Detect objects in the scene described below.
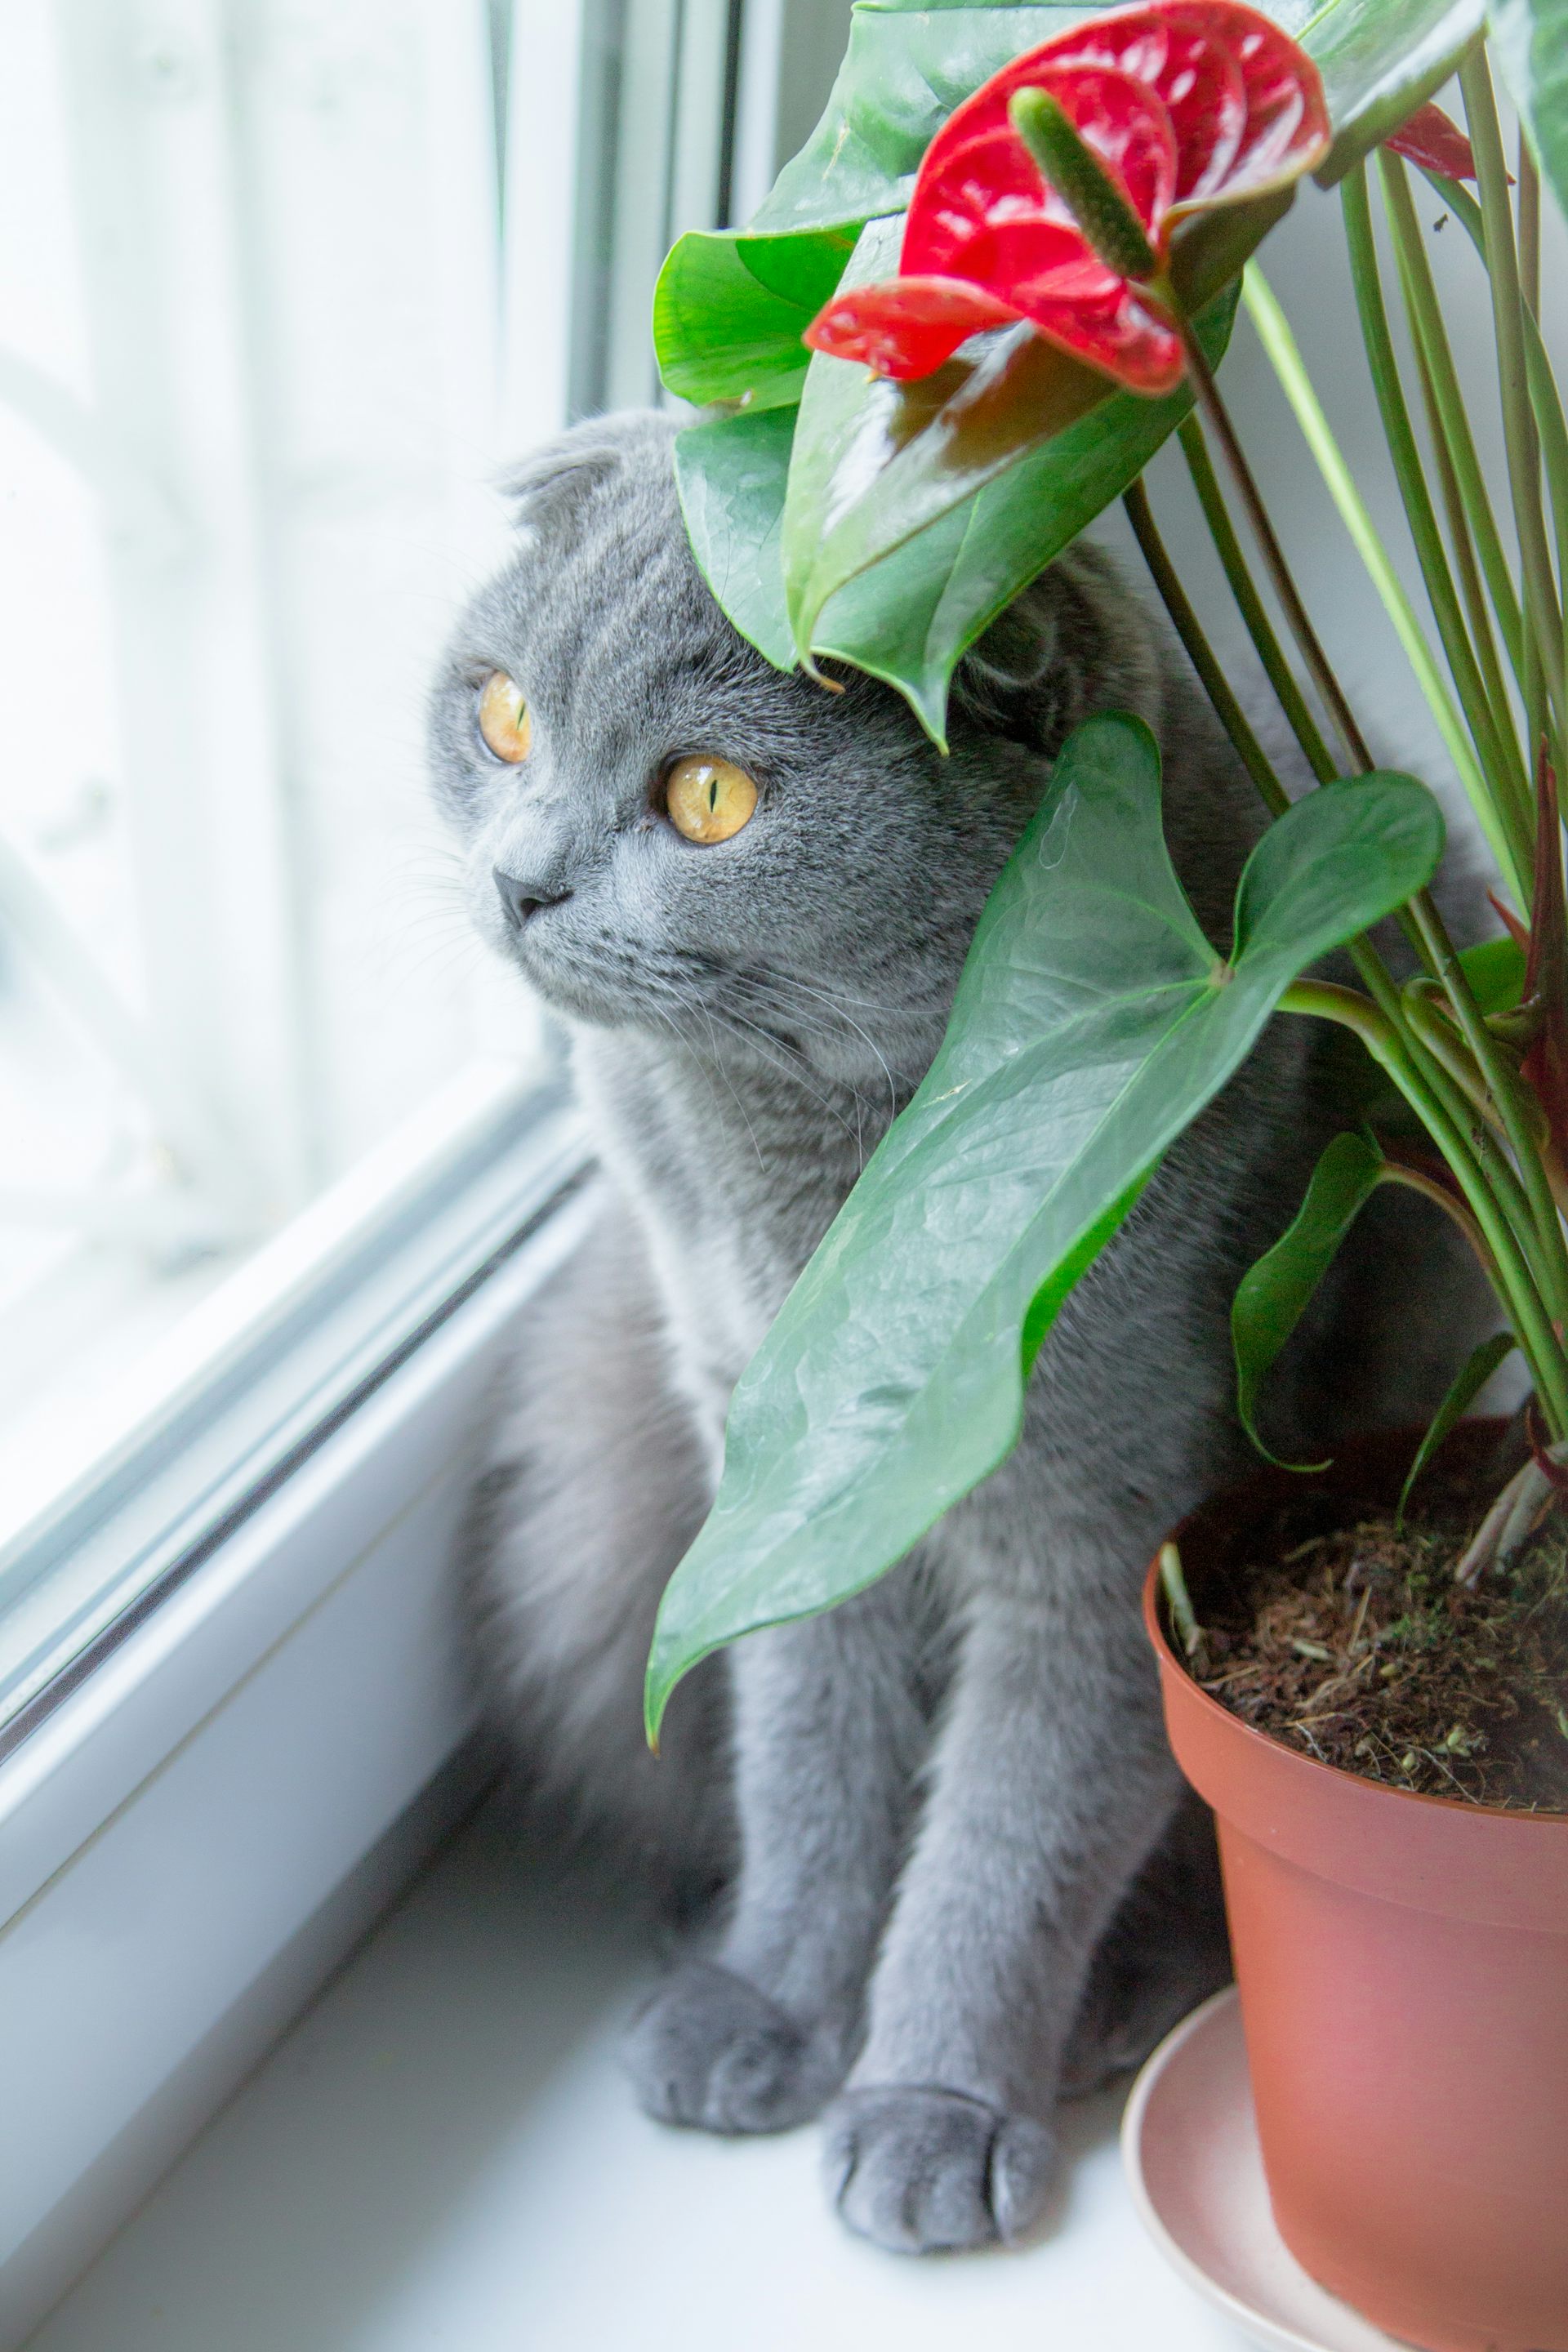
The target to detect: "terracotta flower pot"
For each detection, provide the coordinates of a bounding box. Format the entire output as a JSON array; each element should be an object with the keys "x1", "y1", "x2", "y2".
[{"x1": 1143, "y1": 1421, "x2": 1568, "y2": 2352}]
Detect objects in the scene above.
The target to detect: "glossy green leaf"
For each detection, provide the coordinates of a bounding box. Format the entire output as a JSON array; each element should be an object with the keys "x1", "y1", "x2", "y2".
[
  {"x1": 1397, "y1": 1330, "x2": 1518, "y2": 1521},
  {"x1": 677, "y1": 407, "x2": 1029, "y2": 696},
  {"x1": 675, "y1": 281, "x2": 1259, "y2": 718},
  {"x1": 1459, "y1": 932, "x2": 1527, "y2": 1013},
  {"x1": 750, "y1": 7, "x2": 1102, "y2": 239},
  {"x1": 674, "y1": 407, "x2": 797, "y2": 670},
  {"x1": 655, "y1": 0, "x2": 1463, "y2": 403},
  {"x1": 644, "y1": 725, "x2": 1446, "y2": 1733},
  {"x1": 1308, "y1": 0, "x2": 1486, "y2": 185},
  {"x1": 653, "y1": 227, "x2": 858, "y2": 409},
  {"x1": 1232, "y1": 1130, "x2": 1383, "y2": 1467},
  {"x1": 781, "y1": 221, "x2": 1240, "y2": 681},
  {"x1": 675, "y1": 285, "x2": 1240, "y2": 737},
  {"x1": 1488, "y1": 0, "x2": 1568, "y2": 226}
]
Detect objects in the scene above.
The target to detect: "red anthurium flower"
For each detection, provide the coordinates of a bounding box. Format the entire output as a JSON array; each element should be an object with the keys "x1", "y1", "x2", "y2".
[
  {"x1": 805, "y1": 0, "x2": 1330, "y2": 393},
  {"x1": 1382, "y1": 101, "x2": 1478, "y2": 184}
]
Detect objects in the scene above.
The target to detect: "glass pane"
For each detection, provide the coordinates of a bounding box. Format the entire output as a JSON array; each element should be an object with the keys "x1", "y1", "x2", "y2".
[{"x1": 0, "y1": 1, "x2": 553, "y2": 1636}]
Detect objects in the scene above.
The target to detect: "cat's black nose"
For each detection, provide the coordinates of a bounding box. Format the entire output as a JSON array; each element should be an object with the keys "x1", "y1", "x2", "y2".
[{"x1": 494, "y1": 870, "x2": 569, "y2": 930}]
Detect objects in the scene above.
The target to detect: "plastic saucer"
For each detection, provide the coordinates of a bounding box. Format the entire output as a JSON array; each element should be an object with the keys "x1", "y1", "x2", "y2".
[{"x1": 1120, "y1": 1987, "x2": 1407, "y2": 2352}]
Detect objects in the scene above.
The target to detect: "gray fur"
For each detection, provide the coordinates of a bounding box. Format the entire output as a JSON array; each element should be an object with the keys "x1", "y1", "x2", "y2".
[{"x1": 430, "y1": 410, "x2": 1482, "y2": 2252}]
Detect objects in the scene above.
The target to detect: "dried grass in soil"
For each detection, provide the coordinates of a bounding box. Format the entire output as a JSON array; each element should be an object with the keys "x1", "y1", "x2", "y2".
[{"x1": 1193, "y1": 1496, "x2": 1568, "y2": 1811}]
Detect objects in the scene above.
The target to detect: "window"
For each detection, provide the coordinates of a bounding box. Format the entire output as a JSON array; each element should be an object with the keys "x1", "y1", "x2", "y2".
[{"x1": 0, "y1": 0, "x2": 828, "y2": 1742}]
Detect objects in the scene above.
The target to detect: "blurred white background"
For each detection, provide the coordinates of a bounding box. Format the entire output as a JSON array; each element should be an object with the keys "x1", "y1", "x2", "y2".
[{"x1": 0, "y1": 0, "x2": 529, "y2": 1510}]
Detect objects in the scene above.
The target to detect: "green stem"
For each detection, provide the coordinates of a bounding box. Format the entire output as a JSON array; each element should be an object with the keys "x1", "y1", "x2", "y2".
[
  {"x1": 1280, "y1": 979, "x2": 1568, "y2": 1431},
  {"x1": 1393, "y1": 228, "x2": 1530, "y2": 858},
  {"x1": 1458, "y1": 47, "x2": 1566, "y2": 737},
  {"x1": 1424, "y1": 168, "x2": 1568, "y2": 696},
  {"x1": 1122, "y1": 480, "x2": 1290, "y2": 817},
  {"x1": 1402, "y1": 958, "x2": 1568, "y2": 1319},
  {"x1": 1242, "y1": 261, "x2": 1528, "y2": 908},
  {"x1": 1519, "y1": 135, "x2": 1540, "y2": 318},
  {"x1": 1289, "y1": 951, "x2": 1565, "y2": 1396},
  {"x1": 1343, "y1": 166, "x2": 1530, "y2": 874},
  {"x1": 1170, "y1": 305, "x2": 1375, "y2": 774},
  {"x1": 1375, "y1": 1155, "x2": 1494, "y2": 1276},
  {"x1": 1507, "y1": 139, "x2": 1568, "y2": 627},
  {"x1": 1423, "y1": 368, "x2": 1530, "y2": 839},
  {"x1": 1395, "y1": 167, "x2": 1526, "y2": 690},
  {"x1": 1176, "y1": 417, "x2": 1338, "y2": 784}
]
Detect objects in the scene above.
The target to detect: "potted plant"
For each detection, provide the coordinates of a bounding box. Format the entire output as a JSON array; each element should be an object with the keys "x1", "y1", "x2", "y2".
[{"x1": 641, "y1": 2, "x2": 1568, "y2": 2344}]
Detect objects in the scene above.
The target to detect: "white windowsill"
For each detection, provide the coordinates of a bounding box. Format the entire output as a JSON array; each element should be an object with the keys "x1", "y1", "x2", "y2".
[
  {"x1": 20, "y1": 1798, "x2": 1245, "y2": 2352},
  {"x1": 0, "y1": 1144, "x2": 599, "y2": 2348}
]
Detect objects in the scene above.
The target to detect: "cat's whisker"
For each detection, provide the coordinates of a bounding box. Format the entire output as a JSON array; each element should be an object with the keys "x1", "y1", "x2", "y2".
[
  {"x1": 699, "y1": 1001, "x2": 870, "y2": 1156},
  {"x1": 736, "y1": 970, "x2": 902, "y2": 1132}
]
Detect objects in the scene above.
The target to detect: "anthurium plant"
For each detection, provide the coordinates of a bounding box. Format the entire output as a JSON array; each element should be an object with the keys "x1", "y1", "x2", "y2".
[{"x1": 644, "y1": 0, "x2": 1568, "y2": 1742}]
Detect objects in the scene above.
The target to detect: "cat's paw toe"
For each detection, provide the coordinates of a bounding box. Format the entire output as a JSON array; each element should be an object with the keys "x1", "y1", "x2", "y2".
[
  {"x1": 823, "y1": 2086, "x2": 1056, "y2": 2253},
  {"x1": 623, "y1": 1962, "x2": 840, "y2": 2135}
]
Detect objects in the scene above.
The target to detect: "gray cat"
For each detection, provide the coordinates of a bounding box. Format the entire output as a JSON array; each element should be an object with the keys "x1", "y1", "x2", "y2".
[{"x1": 429, "y1": 409, "x2": 1476, "y2": 2254}]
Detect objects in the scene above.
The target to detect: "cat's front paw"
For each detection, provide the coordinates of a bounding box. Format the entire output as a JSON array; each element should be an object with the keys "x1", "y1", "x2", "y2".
[
  {"x1": 623, "y1": 1961, "x2": 843, "y2": 2134},
  {"x1": 823, "y1": 2085, "x2": 1055, "y2": 2253}
]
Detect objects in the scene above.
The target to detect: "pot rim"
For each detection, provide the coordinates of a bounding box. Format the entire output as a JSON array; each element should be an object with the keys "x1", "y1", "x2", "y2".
[{"x1": 1143, "y1": 1434, "x2": 1568, "y2": 1831}]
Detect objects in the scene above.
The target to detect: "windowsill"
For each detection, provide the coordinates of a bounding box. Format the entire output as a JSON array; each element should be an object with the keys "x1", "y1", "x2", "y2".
[
  {"x1": 20, "y1": 1797, "x2": 1242, "y2": 2352},
  {"x1": 0, "y1": 1054, "x2": 567, "y2": 1729},
  {"x1": 0, "y1": 1134, "x2": 599, "y2": 2345}
]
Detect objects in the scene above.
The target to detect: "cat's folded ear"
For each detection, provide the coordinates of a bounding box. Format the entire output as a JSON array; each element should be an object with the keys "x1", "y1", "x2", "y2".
[
  {"x1": 498, "y1": 441, "x2": 624, "y2": 535},
  {"x1": 498, "y1": 412, "x2": 679, "y2": 538}
]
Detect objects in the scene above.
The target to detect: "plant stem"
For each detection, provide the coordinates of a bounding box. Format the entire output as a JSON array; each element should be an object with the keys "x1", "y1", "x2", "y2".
[
  {"x1": 1507, "y1": 137, "x2": 1568, "y2": 628},
  {"x1": 1401, "y1": 983, "x2": 1510, "y2": 1142},
  {"x1": 1129, "y1": 475, "x2": 1427, "y2": 1001},
  {"x1": 1280, "y1": 978, "x2": 1568, "y2": 1432},
  {"x1": 1122, "y1": 480, "x2": 1290, "y2": 817},
  {"x1": 1389, "y1": 207, "x2": 1529, "y2": 849},
  {"x1": 1161, "y1": 231, "x2": 1568, "y2": 1425},
  {"x1": 1401, "y1": 969, "x2": 1568, "y2": 1314},
  {"x1": 1519, "y1": 135, "x2": 1540, "y2": 318},
  {"x1": 1343, "y1": 164, "x2": 1532, "y2": 883},
  {"x1": 1176, "y1": 417, "x2": 1338, "y2": 784},
  {"x1": 1423, "y1": 169, "x2": 1568, "y2": 702},
  {"x1": 1158, "y1": 1542, "x2": 1205, "y2": 1664},
  {"x1": 1242, "y1": 261, "x2": 1527, "y2": 908},
  {"x1": 1375, "y1": 1155, "x2": 1495, "y2": 1275},
  {"x1": 1459, "y1": 47, "x2": 1566, "y2": 737},
  {"x1": 1400, "y1": 877, "x2": 1568, "y2": 1323},
  {"x1": 1171, "y1": 305, "x2": 1374, "y2": 774},
  {"x1": 1393, "y1": 167, "x2": 1527, "y2": 690}
]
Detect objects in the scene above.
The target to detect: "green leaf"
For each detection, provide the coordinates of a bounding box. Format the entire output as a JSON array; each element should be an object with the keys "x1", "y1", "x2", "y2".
[
  {"x1": 675, "y1": 293, "x2": 1244, "y2": 742},
  {"x1": 1488, "y1": 0, "x2": 1568, "y2": 227},
  {"x1": 781, "y1": 223, "x2": 1240, "y2": 687},
  {"x1": 644, "y1": 725, "x2": 1446, "y2": 1734},
  {"x1": 1459, "y1": 932, "x2": 1527, "y2": 1013},
  {"x1": 664, "y1": 0, "x2": 1489, "y2": 702},
  {"x1": 1307, "y1": 0, "x2": 1486, "y2": 186},
  {"x1": 749, "y1": 7, "x2": 1103, "y2": 240},
  {"x1": 674, "y1": 407, "x2": 798, "y2": 671},
  {"x1": 673, "y1": 403, "x2": 993, "y2": 695},
  {"x1": 741, "y1": 0, "x2": 1469, "y2": 231},
  {"x1": 657, "y1": 1, "x2": 1486, "y2": 482},
  {"x1": 1397, "y1": 1330, "x2": 1519, "y2": 1521},
  {"x1": 1232, "y1": 1130, "x2": 1383, "y2": 1467},
  {"x1": 653, "y1": 227, "x2": 858, "y2": 409}
]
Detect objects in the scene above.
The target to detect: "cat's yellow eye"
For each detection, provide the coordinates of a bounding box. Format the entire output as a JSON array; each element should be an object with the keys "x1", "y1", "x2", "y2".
[
  {"x1": 478, "y1": 670, "x2": 532, "y2": 764},
  {"x1": 665, "y1": 755, "x2": 758, "y2": 844}
]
